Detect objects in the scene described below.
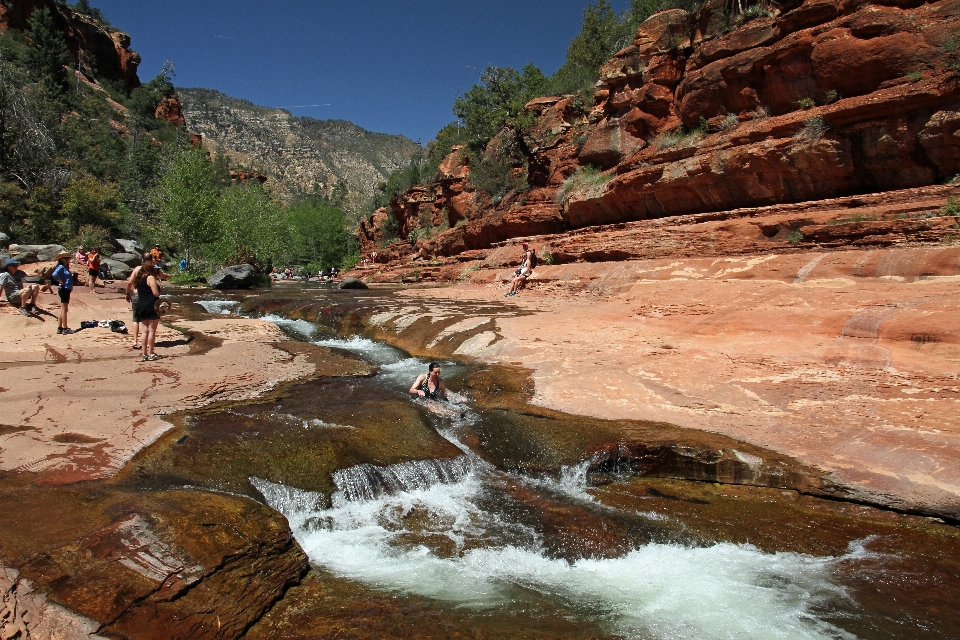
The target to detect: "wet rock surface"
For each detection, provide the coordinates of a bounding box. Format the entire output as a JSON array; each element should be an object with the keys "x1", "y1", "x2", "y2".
[
  {"x1": 0, "y1": 478, "x2": 308, "y2": 640},
  {"x1": 3, "y1": 285, "x2": 960, "y2": 638}
]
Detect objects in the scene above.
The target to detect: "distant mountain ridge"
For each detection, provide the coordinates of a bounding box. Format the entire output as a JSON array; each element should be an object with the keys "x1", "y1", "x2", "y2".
[{"x1": 177, "y1": 87, "x2": 421, "y2": 213}]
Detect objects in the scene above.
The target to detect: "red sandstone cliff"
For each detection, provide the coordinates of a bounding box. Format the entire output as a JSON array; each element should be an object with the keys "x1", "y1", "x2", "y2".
[
  {"x1": 357, "y1": 0, "x2": 960, "y2": 275},
  {"x1": 0, "y1": 0, "x2": 141, "y2": 91}
]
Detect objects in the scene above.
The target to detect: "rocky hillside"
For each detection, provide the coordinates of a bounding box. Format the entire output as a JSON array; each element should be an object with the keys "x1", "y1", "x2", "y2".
[
  {"x1": 356, "y1": 0, "x2": 960, "y2": 280},
  {"x1": 178, "y1": 88, "x2": 422, "y2": 212},
  {"x1": 0, "y1": 0, "x2": 140, "y2": 91}
]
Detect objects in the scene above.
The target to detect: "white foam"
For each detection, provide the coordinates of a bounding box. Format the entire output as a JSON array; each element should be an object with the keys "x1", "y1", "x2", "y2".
[
  {"x1": 197, "y1": 299, "x2": 239, "y2": 315},
  {"x1": 256, "y1": 474, "x2": 859, "y2": 639},
  {"x1": 261, "y1": 314, "x2": 319, "y2": 339}
]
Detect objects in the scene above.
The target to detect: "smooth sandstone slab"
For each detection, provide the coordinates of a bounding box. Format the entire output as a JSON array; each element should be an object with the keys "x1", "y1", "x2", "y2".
[{"x1": 403, "y1": 247, "x2": 960, "y2": 519}]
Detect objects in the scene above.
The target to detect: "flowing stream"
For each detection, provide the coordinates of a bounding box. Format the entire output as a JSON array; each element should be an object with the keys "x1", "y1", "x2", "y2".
[{"x1": 248, "y1": 326, "x2": 867, "y2": 639}]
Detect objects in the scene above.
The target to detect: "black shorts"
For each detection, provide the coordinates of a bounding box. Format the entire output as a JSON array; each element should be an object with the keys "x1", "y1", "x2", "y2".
[
  {"x1": 58, "y1": 288, "x2": 71, "y2": 304},
  {"x1": 88, "y1": 268, "x2": 98, "y2": 278}
]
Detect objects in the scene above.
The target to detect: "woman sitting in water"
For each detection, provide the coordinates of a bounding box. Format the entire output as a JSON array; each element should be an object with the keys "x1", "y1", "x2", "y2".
[{"x1": 410, "y1": 362, "x2": 448, "y2": 401}]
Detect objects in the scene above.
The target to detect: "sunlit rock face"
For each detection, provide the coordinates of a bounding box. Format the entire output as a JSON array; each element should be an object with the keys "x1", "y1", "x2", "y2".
[{"x1": 358, "y1": 0, "x2": 960, "y2": 265}]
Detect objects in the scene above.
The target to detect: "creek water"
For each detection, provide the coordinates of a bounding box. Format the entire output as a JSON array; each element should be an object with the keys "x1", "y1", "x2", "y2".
[{"x1": 164, "y1": 290, "x2": 960, "y2": 639}]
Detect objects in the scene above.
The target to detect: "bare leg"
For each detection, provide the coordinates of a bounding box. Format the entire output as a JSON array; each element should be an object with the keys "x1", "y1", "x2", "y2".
[
  {"x1": 143, "y1": 320, "x2": 158, "y2": 356},
  {"x1": 59, "y1": 302, "x2": 68, "y2": 329},
  {"x1": 89, "y1": 272, "x2": 98, "y2": 293}
]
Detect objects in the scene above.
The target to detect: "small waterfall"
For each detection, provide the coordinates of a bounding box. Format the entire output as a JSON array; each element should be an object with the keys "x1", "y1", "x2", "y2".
[
  {"x1": 251, "y1": 476, "x2": 327, "y2": 514},
  {"x1": 331, "y1": 455, "x2": 474, "y2": 505}
]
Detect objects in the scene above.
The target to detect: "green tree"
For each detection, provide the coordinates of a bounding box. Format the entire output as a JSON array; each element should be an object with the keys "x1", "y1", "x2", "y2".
[
  {"x1": 285, "y1": 198, "x2": 354, "y2": 269},
  {"x1": 453, "y1": 63, "x2": 547, "y2": 150},
  {"x1": 25, "y1": 8, "x2": 69, "y2": 99},
  {"x1": 58, "y1": 174, "x2": 123, "y2": 240},
  {"x1": 211, "y1": 181, "x2": 283, "y2": 270},
  {"x1": 154, "y1": 147, "x2": 219, "y2": 264}
]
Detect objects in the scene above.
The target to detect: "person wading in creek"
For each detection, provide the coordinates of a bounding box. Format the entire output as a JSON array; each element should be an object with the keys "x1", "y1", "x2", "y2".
[
  {"x1": 410, "y1": 362, "x2": 449, "y2": 400},
  {"x1": 505, "y1": 241, "x2": 536, "y2": 297}
]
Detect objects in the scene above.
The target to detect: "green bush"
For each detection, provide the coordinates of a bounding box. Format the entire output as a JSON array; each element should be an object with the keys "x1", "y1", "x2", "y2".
[
  {"x1": 651, "y1": 121, "x2": 706, "y2": 149},
  {"x1": 944, "y1": 32, "x2": 960, "y2": 71},
  {"x1": 798, "y1": 97, "x2": 815, "y2": 110},
  {"x1": 796, "y1": 116, "x2": 828, "y2": 140},
  {"x1": 560, "y1": 165, "x2": 613, "y2": 200},
  {"x1": 468, "y1": 149, "x2": 528, "y2": 201}
]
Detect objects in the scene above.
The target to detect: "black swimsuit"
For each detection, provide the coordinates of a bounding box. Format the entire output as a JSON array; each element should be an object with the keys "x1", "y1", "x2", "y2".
[{"x1": 420, "y1": 378, "x2": 444, "y2": 400}]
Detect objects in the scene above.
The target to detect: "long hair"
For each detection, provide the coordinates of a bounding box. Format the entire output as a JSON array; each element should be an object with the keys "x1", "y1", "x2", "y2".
[{"x1": 134, "y1": 255, "x2": 154, "y2": 287}]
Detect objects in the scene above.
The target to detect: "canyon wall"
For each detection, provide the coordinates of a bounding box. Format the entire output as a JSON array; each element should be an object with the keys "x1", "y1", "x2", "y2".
[{"x1": 357, "y1": 0, "x2": 960, "y2": 271}]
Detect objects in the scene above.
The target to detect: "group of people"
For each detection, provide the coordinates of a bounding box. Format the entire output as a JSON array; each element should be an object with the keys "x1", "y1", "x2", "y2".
[
  {"x1": 1, "y1": 245, "x2": 170, "y2": 354},
  {"x1": 73, "y1": 246, "x2": 109, "y2": 294},
  {"x1": 3, "y1": 251, "x2": 82, "y2": 333}
]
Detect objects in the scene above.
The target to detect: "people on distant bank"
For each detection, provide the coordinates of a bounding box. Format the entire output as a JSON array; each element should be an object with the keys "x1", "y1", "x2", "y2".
[
  {"x1": 409, "y1": 362, "x2": 448, "y2": 401},
  {"x1": 1, "y1": 259, "x2": 42, "y2": 316},
  {"x1": 74, "y1": 246, "x2": 87, "y2": 267},
  {"x1": 505, "y1": 241, "x2": 536, "y2": 297},
  {"x1": 51, "y1": 252, "x2": 74, "y2": 334},
  {"x1": 86, "y1": 247, "x2": 101, "y2": 294}
]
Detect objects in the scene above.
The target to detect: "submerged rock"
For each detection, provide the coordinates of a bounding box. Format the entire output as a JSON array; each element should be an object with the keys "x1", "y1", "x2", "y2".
[
  {"x1": 338, "y1": 276, "x2": 368, "y2": 289},
  {"x1": 3, "y1": 487, "x2": 308, "y2": 640},
  {"x1": 209, "y1": 264, "x2": 259, "y2": 289}
]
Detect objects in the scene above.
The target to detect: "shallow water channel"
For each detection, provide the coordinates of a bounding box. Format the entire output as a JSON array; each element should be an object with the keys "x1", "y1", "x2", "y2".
[{"x1": 152, "y1": 289, "x2": 960, "y2": 639}]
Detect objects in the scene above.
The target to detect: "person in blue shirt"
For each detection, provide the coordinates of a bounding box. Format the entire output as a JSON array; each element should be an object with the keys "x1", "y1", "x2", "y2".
[
  {"x1": 51, "y1": 251, "x2": 74, "y2": 335},
  {"x1": 179, "y1": 258, "x2": 187, "y2": 272}
]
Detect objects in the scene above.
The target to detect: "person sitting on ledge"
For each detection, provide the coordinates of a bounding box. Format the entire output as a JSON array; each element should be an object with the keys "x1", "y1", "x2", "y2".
[
  {"x1": 409, "y1": 362, "x2": 448, "y2": 401},
  {"x1": 505, "y1": 241, "x2": 536, "y2": 297},
  {"x1": 1, "y1": 259, "x2": 42, "y2": 316}
]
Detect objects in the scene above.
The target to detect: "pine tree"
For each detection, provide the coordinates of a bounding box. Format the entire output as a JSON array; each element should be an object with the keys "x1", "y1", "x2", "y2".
[{"x1": 25, "y1": 8, "x2": 70, "y2": 98}]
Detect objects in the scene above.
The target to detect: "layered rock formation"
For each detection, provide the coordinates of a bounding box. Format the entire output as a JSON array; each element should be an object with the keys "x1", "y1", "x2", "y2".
[
  {"x1": 357, "y1": 0, "x2": 960, "y2": 274},
  {"x1": 0, "y1": 0, "x2": 141, "y2": 92}
]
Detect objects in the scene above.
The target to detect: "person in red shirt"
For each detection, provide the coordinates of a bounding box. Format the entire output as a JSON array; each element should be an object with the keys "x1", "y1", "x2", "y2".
[{"x1": 86, "y1": 247, "x2": 102, "y2": 294}]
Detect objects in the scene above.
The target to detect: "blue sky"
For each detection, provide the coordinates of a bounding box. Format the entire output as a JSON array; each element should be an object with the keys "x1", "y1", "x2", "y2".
[{"x1": 91, "y1": 0, "x2": 632, "y2": 145}]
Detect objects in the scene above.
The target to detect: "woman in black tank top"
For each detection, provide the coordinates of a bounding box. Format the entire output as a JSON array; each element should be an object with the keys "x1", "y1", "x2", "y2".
[{"x1": 409, "y1": 362, "x2": 448, "y2": 400}]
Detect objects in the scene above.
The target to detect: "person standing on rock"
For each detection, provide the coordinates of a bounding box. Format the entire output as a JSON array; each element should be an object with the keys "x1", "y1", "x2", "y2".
[
  {"x1": 86, "y1": 247, "x2": 101, "y2": 294},
  {"x1": 51, "y1": 252, "x2": 75, "y2": 334},
  {"x1": 1, "y1": 259, "x2": 42, "y2": 316},
  {"x1": 127, "y1": 255, "x2": 147, "y2": 349},
  {"x1": 133, "y1": 255, "x2": 163, "y2": 361},
  {"x1": 505, "y1": 241, "x2": 536, "y2": 297}
]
